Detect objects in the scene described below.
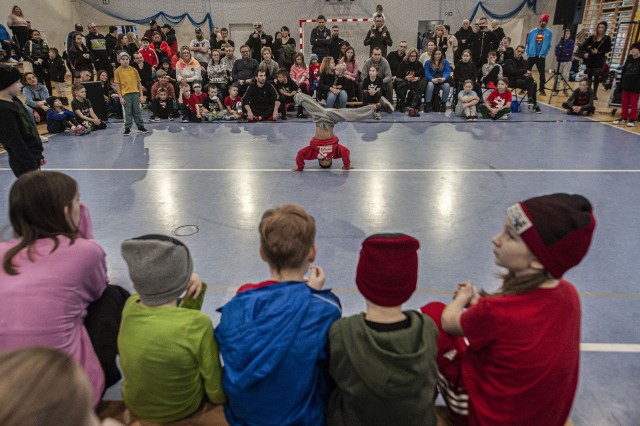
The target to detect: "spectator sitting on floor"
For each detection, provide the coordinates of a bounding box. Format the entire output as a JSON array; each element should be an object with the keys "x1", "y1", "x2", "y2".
[
  {"x1": 274, "y1": 68, "x2": 302, "y2": 119},
  {"x1": 201, "y1": 84, "x2": 228, "y2": 121},
  {"x1": 563, "y1": 78, "x2": 595, "y2": 116},
  {"x1": 223, "y1": 84, "x2": 243, "y2": 121},
  {"x1": 479, "y1": 77, "x2": 512, "y2": 119},
  {"x1": 242, "y1": 68, "x2": 279, "y2": 122},
  {"x1": 150, "y1": 69, "x2": 176, "y2": 101},
  {"x1": 22, "y1": 71, "x2": 50, "y2": 118},
  {"x1": 178, "y1": 82, "x2": 204, "y2": 123},
  {"x1": 45, "y1": 95, "x2": 87, "y2": 135},
  {"x1": 150, "y1": 87, "x2": 177, "y2": 121},
  {"x1": 71, "y1": 83, "x2": 107, "y2": 131},
  {"x1": 455, "y1": 79, "x2": 480, "y2": 120}
]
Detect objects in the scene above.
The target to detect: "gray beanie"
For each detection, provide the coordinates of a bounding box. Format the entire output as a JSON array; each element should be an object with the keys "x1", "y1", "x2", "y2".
[{"x1": 121, "y1": 234, "x2": 193, "y2": 306}]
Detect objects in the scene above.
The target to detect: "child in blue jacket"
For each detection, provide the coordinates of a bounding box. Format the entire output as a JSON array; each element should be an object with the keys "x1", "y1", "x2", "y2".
[{"x1": 46, "y1": 96, "x2": 88, "y2": 135}]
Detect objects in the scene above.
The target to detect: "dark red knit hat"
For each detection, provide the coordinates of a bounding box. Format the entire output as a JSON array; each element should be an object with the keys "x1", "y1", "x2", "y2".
[
  {"x1": 356, "y1": 233, "x2": 420, "y2": 307},
  {"x1": 540, "y1": 14, "x2": 550, "y2": 23},
  {"x1": 506, "y1": 193, "x2": 595, "y2": 278}
]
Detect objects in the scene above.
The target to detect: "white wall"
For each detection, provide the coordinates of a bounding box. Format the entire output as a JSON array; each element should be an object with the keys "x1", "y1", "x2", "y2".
[{"x1": 16, "y1": 0, "x2": 567, "y2": 71}]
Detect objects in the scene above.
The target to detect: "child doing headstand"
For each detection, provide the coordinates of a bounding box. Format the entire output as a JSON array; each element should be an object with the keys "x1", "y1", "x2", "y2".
[
  {"x1": 421, "y1": 193, "x2": 595, "y2": 426},
  {"x1": 292, "y1": 92, "x2": 377, "y2": 171}
]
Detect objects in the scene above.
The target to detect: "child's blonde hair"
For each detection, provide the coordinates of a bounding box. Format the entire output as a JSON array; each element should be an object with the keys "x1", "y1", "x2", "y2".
[
  {"x1": 259, "y1": 204, "x2": 316, "y2": 273},
  {"x1": 335, "y1": 63, "x2": 346, "y2": 77}
]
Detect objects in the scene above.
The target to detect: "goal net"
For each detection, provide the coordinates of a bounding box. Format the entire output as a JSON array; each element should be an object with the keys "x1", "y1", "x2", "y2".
[{"x1": 300, "y1": 18, "x2": 374, "y2": 64}]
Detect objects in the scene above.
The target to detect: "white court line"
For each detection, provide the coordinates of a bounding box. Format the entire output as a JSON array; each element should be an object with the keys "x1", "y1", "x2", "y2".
[
  {"x1": 580, "y1": 343, "x2": 640, "y2": 353},
  {"x1": 2, "y1": 167, "x2": 640, "y2": 173}
]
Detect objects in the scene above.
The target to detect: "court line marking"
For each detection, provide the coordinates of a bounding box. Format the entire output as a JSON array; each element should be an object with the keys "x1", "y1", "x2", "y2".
[
  {"x1": 580, "y1": 343, "x2": 640, "y2": 353},
  {"x1": 3, "y1": 167, "x2": 640, "y2": 173}
]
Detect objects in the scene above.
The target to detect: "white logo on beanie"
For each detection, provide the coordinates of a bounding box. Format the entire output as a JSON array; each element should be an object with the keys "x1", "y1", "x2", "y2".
[{"x1": 507, "y1": 203, "x2": 533, "y2": 234}]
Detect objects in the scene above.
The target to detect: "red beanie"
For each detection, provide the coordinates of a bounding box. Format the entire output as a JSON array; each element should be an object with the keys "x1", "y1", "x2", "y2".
[
  {"x1": 540, "y1": 14, "x2": 550, "y2": 23},
  {"x1": 506, "y1": 193, "x2": 595, "y2": 278},
  {"x1": 356, "y1": 233, "x2": 420, "y2": 307}
]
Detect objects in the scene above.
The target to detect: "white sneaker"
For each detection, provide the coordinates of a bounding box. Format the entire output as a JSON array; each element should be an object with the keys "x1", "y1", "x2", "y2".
[
  {"x1": 6, "y1": 58, "x2": 18, "y2": 64},
  {"x1": 40, "y1": 135, "x2": 49, "y2": 143},
  {"x1": 380, "y1": 96, "x2": 395, "y2": 113},
  {"x1": 500, "y1": 114, "x2": 509, "y2": 120},
  {"x1": 627, "y1": 121, "x2": 636, "y2": 127},
  {"x1": 612, "y1": 119, "x2": 626, "y2": 125}
]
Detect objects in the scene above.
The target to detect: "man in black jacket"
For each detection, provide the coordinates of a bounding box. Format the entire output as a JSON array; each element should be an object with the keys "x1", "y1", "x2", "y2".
[
  {"x1": 310, "y1": 15, "x2": 331, "y2": 63},
  {"x1": 246, "y1": 21, "x2": 272, "y2": 63},
  {"x1": 329, "y1": 25, "x2": 344, "y2": 63},
  {"x1": 364, "y1": 14, "x2": 393, "y2": 57},
  {"x1": 86, "y1": 23, "x2": 110, "y2": 76},
  {"x1": 454, "y1": 19, "x2": 473, "y2": 63},
  {"x1": 469, "y1": 17, "x2": 498, "y2": 77},
  {"x1": 503, "y1": 45, "x2": 542, "y2": 113},
  {"x1": 242, "y1": 69, "x2": 280, "y2": 122}
]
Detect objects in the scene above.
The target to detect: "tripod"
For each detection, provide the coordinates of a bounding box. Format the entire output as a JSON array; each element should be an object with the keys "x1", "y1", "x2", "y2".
[{"x1": 545, "y1": 23, "x2": 573, "y2": 104}]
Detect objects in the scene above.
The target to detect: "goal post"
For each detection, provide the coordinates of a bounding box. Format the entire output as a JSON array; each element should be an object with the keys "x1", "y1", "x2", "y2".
[{"x1": 299, "y1": 18, "x2": 374, "y2": 64}]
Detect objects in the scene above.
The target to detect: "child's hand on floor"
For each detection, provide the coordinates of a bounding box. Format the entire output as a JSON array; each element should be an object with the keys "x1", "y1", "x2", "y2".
[
  {"x1": 305, "y1": 265, "x2": 325, "y2": 290},
  {"x1": 184, "y1": 273, "x2": 203, "y2": 300}
]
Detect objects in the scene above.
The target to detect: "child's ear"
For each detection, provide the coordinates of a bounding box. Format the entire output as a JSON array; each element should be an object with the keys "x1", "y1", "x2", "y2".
[
  {"x1": 259, "y1": 245, "x2": 268, "y2": 262},
  {"x1": 308, "y1": 245, "x2": 317, "y2": 263}
]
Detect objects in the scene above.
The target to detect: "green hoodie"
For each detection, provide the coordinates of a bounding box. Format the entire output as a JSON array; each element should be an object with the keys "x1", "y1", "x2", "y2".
[{"x1": 328, "y1": 311, "x2": 438, "y2": 426}]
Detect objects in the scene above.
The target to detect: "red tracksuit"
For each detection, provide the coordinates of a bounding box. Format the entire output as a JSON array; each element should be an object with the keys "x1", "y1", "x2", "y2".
[
  {"x1": 295, "y1": 135, "x2": 351, "y2": 170},
  {"x1": 139, "y1": 47, "x2": 158, "y2": 68}
]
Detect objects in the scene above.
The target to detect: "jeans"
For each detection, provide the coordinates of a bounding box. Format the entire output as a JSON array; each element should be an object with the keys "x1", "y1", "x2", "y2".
[
  {"x1": 326, "y1": 90, "x2": 347, "y2": 108},
  {"x1": 425, "y1": 81, "x2": 450, "y2": 103}
]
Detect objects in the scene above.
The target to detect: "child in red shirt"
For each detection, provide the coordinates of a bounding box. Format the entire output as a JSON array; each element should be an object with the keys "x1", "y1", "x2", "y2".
[
  {"x1": 422, "y1": 193, "x2": 596, "y2": 426},
  {"x1": 223, "y1": 85, "x2": 243, "y2": 121},
  {"x1": 178, "y1": 82, "x2": 205, "y2": 123},
  {"x1": 478, "y1": 77, "x2": 512, "y2": 119},
  {"x1": 292, "y1": 93, "x2": 377, "y2": 171},
  {"x1": 309, "y1": 54, "x2": 321, "y2": 98},
  {"x1": 138, "y1": 37, "x2": 159, "y2": 69}
]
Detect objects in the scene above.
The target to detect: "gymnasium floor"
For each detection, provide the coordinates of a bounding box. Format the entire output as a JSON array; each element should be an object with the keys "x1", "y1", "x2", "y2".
[{"x1": 1, "y1": 102, "x2": 639, "y2": 425}]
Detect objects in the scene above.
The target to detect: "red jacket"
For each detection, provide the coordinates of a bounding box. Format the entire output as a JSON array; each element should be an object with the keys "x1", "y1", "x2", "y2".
[
  {"x1": 138, "y1": 47, "x2": 158, "y2": 68},
  {"x1": 295, "y1": 135, "x2": 350, "y2": 170},
  {"x1": 151, "y1": 41, "x2": 171, "y2": 59}
]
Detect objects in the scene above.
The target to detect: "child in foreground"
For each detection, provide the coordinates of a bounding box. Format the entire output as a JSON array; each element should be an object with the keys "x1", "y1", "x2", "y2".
[
  {"x1": 118, "y1": 234, "x2": 225, "y2": 424},
  {"x1": 455, "y1": 79, "x2": 480, "y2": 121},
  {"x1": 328, "y1": 233, "x2": 438, "y2": 426},
  {"x1": 422, "y1": 193, "x2": 596, "y2": 426},
  {"x1": 478, "y1": 77, "x2": 512, "y2": 119},
  {"x1": 292, "y1": 92, "x2": 377, "y2": 171},
  {"x1": 215, "y1": 204, "x2": 342, "y2": 426}
]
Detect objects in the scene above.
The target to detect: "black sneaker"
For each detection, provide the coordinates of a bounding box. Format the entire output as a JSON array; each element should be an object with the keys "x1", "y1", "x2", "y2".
[
  {"x1": 169, "y1": 115, "x2": 174, "y2": 121},
  {"x1": 532, "y1": 105, "x2": 542, "y2": 114},
  {"x1": 123, "y1": 128, "x2": 131, "y2": 136},
  {"x1": 150, "y1": 116, "x2": 160, "y2": 122},
  {"x1": 539, "y1": 90, "x2": 547, "y2": 96},
  {"x1": 138, "y1": 127, "x2": 149, "y2": 134},
  {"x1": 281, "y1": 113, "x2": 288, "y2": 120}
]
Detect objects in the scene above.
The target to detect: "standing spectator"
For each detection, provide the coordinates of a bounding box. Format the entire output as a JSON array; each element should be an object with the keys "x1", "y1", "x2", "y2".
[
  {"x1": 443, "y1": 25, "x2": 458, "y2": 59},
  {"x1": 470, "y1": 17, "x2": 498, "y2": 76},
  {"x1": 431, "y1": 25, "x2": 448, "y2": 58},
  {"x1": 454, "y1": 19, "x2": 473, "y2": 63},
  {"x1": 328, "y1": 25, "x2": 344, "y2": 63},
  {"x1": 580, "y1": 21, "x2": 612, "y2": 100},
  {"x1": 66, "y1": 23, "x2": 84, "y2": 54},
  {"x1": 364, "y1": 14, "x2": 393, "y2": 57},
  {"x1": 491, "y1": 20, "x2": 506, "y2": 43},
  {"x1": 7, "y1": 5, "x2": 28, "y2": 54},
  {"x1": 105, "y1": 25, "x2": 118, "y2": 53},
  {"x1": 48, "y1": 47, "x2": 68, "y2": 98},
  {"x1": 190, "y1": 26, "x2": 210, "y2": 67},
  {"x1": 1, "y1": 23, "x2": 20, "y2": 62},
  {"x1": 242, "y1": 68, "x2": 279, "y2": 122},
  {"x1": 554, "y1": 28, "x2": 574, "y2": 96},
  {"x1": 22, "y1": 29, "x2": 50, "y2": 94},
  {"x1": 125, "y1": 31, "x2": 139, "y2": 57},
  {"x1": 612, "y1": 42, "x2": 640, "y2": 127},
  {"x1": 213, "y1": 27, "x2": 234, "y2": 49},
  {"x1": 310, "y1": 15, "x2": 331, "y2": 63},
  {"x1": 143, "y1": 20, "x2": 165, "y2": 42},
  {"x1": 525, "y1": 14, "x2": 553, "y2": 96},
  {"x1": 175, "y1": 46, "x2": 203, "y2": 88},
  {"x1": 85, "y1": 23, "x2": 109, "y2": 77},
  {"x1": 68, "y1": 32, "x2": 94, "y2": 79},
  {"x1": 231, "y1": 44, "x2": 258, "y2": 95},
  {"x1": 246, "y1": 21, "x2": 272, "y2": 63},
  {"x1": 113, "y1": 51, "x2": 148, "y2": 135},
  {"x1": 273, "y1": 25, "x2": 296, "y2": 71},
  {"x1": 0, "y1": 64, "x2": 44, "y2": 177},
  {"x1": 339, "y1": 46, "x2": 359, "y2": 100},
  {"x1": 161, "y1": 24, "x2": 178, "y2": 56}
]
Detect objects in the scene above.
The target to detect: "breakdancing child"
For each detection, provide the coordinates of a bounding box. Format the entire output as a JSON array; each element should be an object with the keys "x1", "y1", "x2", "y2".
[{"x1": 292, "y1": 92, "x2": 377, "y2": 171}]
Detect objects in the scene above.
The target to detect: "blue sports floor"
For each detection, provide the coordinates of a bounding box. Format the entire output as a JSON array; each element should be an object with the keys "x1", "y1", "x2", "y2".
[{"x1": 1, "y1": 104, "x2": 639, "y2": 425}]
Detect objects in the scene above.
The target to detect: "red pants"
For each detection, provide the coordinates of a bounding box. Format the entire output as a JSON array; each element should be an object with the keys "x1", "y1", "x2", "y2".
[
  {"x1": 621, "y1": 90, "x2": 639, "y2": 121},
  {"x1": 295, "y1": 144, "x2": 350, "y2": 170}
]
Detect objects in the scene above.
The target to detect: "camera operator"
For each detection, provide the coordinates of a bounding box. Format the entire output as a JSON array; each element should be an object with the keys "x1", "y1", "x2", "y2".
[
  {"x1": 245, "y1": 21, "x2": 272, "y2": 62},
  {"x1": 469, "y1": 17, "x2": 498, "y2": 79}
]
